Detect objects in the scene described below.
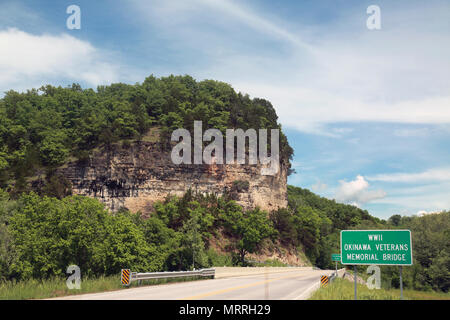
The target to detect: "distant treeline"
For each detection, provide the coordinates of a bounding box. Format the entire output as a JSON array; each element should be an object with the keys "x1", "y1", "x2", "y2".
[
  {"x1": 381, "y1": 211, "x2": 449, "y2": 292},
  {"x1": 280, "y1": 186, "x2": 383, "y2": 269},
  {"x1": 0, "y1": 75, "x2": 293, "y2": 195}
]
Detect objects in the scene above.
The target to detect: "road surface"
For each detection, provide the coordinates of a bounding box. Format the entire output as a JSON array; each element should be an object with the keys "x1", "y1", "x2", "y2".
[{"x1": 51, "y1": 268, "x2": 334, "y2": 300}]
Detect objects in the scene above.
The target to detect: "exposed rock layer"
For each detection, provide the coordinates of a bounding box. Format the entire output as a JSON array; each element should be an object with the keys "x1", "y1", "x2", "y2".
[{"x1": 59, "y1": 141, "x2": 288, "y2": 214}]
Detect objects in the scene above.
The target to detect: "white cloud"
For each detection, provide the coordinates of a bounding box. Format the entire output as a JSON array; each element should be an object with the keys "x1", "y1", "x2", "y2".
[
  {"x1": 367, "y1": 167, "x2": 450, "y2": 183},
  {"x1": 416, "y1": 210, "x2": 441, "y2": 216},
  {"x1": 0, "y1": 28, "x2": 120, "y2": 93},
  {"x1": 335, "y1": 175, "x2": 386, "y2": 206}
]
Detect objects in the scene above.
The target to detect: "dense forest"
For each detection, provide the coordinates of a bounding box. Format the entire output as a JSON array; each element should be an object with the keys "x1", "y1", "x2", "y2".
[
  {"x1": 283, "y1": 186, "x2": 384, "y2": 269},
  {"x1": 0, "y1": 189, "x2": 277, "y2": 280},
  {"x1": 0, "y1": 75, "x2": 293, "y2": 196},
  {"x1": 0, "y1": 185, "x2": 382, "y2": 281},
  {"x1": 381, "y1": 211, "x2": 449, "y2": 292}
]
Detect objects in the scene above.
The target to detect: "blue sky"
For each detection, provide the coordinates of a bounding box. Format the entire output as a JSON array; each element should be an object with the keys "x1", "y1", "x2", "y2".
[{"x1": 1, "y1": 0, "x2": 449, "y2": 219}]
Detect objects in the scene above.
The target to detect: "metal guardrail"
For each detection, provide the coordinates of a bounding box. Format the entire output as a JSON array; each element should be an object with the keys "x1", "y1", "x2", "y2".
[
  {"x1": 328, "y1": 268, "x2": 346, "y2": 283},
  {"x1": 329, "y1": 273, "x2": 337, "y2": 283},
  {"x1": 122, "y1": 268, "x2": 215, "y2": 286}
]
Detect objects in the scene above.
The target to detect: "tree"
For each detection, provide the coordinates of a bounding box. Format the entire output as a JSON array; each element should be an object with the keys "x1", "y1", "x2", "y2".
[
  {"x1": 101, "y1": 211, "x2": 153, "y2": 274},
  {"x1": 0, "y1": 189, "x2": 18, "y2": 280},
  {"x1": 428, "y1": 252, "x2": 450, "y2": 292},
  {"x1": 6, "y1": 193, "x2": 155, "y2": 280},
  {"x1": 292, "y1": 206, "x2": 322, "y2": 262},
  {"x1": 270, "y1": 208, "x2": 297, "y2": 245},
  {"x1": 39, "y1": 131, "x2": 69, "y2": 167},
  {"x1": 8, "y1": 194, "x2": 110, "y2": 279},
  {"x1": 223, "y1": 207, "x2": 275, "y2": 265},
  {"x1": 181, "y1": 206, "x2": 208, "y2": 269},
  {"x1": 388, "y1": 214, "x2": 402, "y2": 226},
  {"x1": 139, "y1": 216, "x2": 182, "y2": 271},
  {"x1": 40, "y1": 173, "x2": 72, "y2": 199}
]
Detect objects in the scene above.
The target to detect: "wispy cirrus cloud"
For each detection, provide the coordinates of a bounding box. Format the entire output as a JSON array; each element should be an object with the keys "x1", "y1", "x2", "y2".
[
  {"x1": 367, "y1": 167, "x2": 450, "y2": 183},
  {"x1": 364, "y1": 169, "x2": 450, "y2": 216},
  {"x1": 370, "y1": 183, "x2": 450, "y2": 215},
  {"x1": 194, "y1": 0, "x2": 310, "y2": 49}
]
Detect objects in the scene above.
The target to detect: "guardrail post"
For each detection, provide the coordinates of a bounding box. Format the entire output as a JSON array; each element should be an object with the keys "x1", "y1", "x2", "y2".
[{"x1": 354, "y1": 265, "x2": 357, "y2": 301}]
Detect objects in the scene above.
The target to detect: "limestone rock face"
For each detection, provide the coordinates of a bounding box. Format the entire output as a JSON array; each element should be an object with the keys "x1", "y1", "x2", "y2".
[{"x1": 59, "y1": 141, "x2": 288, "y2": 213}]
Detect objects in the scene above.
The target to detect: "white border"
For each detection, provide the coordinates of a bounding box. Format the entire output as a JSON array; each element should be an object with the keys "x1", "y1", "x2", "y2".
[{"x1": 340, "y1": 230, "x2": 413, "y2": 266}]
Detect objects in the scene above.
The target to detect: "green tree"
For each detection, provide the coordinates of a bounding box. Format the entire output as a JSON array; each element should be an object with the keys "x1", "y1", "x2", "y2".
[
  {"x1": 388, "y1": 214, "x2": 402, "y2": 226},
  {"x1": 292, "y1": 206, "x2": 322, "y2": 262},
  {"x1": 0, "y1": 189, "x2": 18, "y2": 280},
  {"x1": 8, "y1": 194, "x2": 109, "y2": 279},
  {"x1": 270, "y1": 208, "x2": 297, "y2": 245},
  {"x1": 139, "y1": 216, "x2": 183, "y2": 271},
  {"x1": 6, "y1": 194, "x2": 154, "y2": 280},
  {"x1": 39, "y1": 131, "x2": 69, "y2": 167},
  {"x1": 223, "y1": 207, "x2": 275, "y2": 265},
  {"x1": 181, "y1": 206, "x2": 208, "y2": 269},
  {"x1": 101, "y1": 211, "x2": 153, "y2": 274}
]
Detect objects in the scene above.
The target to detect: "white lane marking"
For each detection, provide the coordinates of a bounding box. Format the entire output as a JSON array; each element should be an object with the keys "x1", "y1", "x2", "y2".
[{"x1": 293, "y1": 281, "x2": 320, "y2": 300}]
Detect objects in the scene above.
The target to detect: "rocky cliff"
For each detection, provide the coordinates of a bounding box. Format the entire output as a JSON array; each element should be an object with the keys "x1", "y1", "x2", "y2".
[{"x1": 58, "y1": 140, "x2": 288, "y2": 214}]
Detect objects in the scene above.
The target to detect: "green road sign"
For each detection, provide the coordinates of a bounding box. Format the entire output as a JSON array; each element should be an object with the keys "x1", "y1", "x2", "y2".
[
  {"x1": 331, "y1": 254, "x2": 341, "y2": 262},
  {"x1": 340, "y1": 230, "x2": 413, "y2": 265}
]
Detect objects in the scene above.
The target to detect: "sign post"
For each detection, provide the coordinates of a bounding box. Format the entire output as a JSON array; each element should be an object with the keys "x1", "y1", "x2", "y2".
[
  {"x1": 399, "y1": 266, "x2": 403, "y2": 300},
  {"x1": 331, "y1": 254, "x2": 341, "y2": 275},
  {"x1": 354, "y1": 265, "x2": 357, "y2": 301},
  {"x1": 340, "y1": 230, "x2": 413, "y2": 300}
]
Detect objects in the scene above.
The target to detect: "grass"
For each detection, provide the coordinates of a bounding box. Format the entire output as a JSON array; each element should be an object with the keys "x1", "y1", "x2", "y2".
[
  {"x1": 0, "y1": 274, "x2": 211, "y2": 300},
  {"x1": 309, "y1": 278, "x2": 450, "y2": 300}
]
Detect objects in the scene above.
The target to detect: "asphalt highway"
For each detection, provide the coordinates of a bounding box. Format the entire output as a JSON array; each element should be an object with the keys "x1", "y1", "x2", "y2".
[{"x1": 51, "y1": 268, "x2": 334, "y2": 300}]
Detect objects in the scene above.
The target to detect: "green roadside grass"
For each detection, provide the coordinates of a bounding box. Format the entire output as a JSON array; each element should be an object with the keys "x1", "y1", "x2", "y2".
[
  {"x1": 309, "y1": 278, "x2": 450, "y2": 300},
  {"x1": 0, "y1": 275, "x2": 210, "y2": 300}
]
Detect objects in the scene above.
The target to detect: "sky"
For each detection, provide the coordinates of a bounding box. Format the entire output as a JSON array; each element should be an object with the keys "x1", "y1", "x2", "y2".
[{"x1": 0, "y1": 0, "x2": 449, "y2": 219}]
